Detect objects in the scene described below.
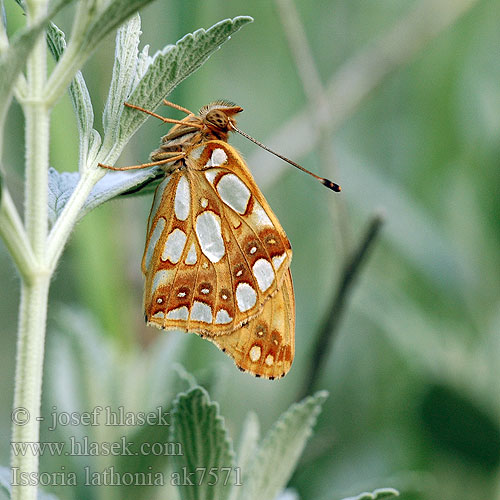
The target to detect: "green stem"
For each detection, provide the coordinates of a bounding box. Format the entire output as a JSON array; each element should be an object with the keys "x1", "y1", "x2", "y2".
[
  {"x1": 44, "y1": 0, "x2": 98, "y2": 108},
  {"x1": 23, "y1": 100, "x2": 49, "y2": 259},
  {"x1": 11, "y1": 275, "x2": 51, "y2": 500},
  {"x1": 10, "y1": 2, "x2": 51, "y2": 500},
  {"x1": 0, "y1": 190, "x2": 37, "y2": 282}
]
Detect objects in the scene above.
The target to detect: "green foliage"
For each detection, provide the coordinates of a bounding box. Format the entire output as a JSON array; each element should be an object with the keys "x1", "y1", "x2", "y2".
[
  {"x1": 340, "y1": 489, "x2": 399, "y2": 500},
  {"x1": 234, "y1": 391, "x2": 327, "y2": 500},
  {"x1": 0, "y1": 467, "x2": 10, "y2": 499},
  {"x1": 77, "y1": 0, "x2": 158, "y2": 56},
  {"x1": 171, "y1": 387, "x2": 235, "y2": 500}
]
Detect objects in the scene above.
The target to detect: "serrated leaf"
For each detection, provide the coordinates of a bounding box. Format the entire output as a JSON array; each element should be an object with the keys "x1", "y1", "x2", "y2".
[
  {"x1": 117, "y1": 16, "x2": 253, "y2": 150},
  {"x1": 340, "y1": 488, "x2": 400, "y2": 500},
  {"x1": 236, "y1": 391, "x2": 328, "y2": 500},
  {"x1": 47, "y1": 23, "x2": 100, "y2": 169},
  {"x1": 170, "y1": 387, "x2": 235, "y2": 500},
  {"x1": 0, "y1": 0, "x2": 75, "y2": 121}
]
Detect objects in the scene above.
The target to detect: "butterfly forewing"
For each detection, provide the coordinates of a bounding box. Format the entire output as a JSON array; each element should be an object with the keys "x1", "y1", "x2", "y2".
[{"x1": 143, "y1": 141, "x2": 293, "y2": 336}]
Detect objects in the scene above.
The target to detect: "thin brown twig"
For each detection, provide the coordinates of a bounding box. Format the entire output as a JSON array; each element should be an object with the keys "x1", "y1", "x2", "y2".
[{"x1": 299, "y1": 213, "x2": 385, "y2": 400}]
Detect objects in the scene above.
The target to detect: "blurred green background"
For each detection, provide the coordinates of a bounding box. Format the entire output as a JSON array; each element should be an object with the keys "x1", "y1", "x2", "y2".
[{"x1": 1, "y1": 0, "x2": 500, "y2": 499}]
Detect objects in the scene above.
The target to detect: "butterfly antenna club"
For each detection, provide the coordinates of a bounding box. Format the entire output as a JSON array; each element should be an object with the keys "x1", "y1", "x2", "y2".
[{"x1": 232, "y1": 126, "x2": 341, "y2": 192}]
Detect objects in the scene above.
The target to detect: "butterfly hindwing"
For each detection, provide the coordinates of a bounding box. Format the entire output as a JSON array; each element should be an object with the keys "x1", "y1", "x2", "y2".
[{"x1": 209, "y1": 269, "x2": 295, "y2": 379}]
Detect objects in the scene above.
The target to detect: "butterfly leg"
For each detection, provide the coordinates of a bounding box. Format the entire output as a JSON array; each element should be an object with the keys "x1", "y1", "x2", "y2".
[{"x1": 98, "y1": 154, "x2": 185, "y2": 171}]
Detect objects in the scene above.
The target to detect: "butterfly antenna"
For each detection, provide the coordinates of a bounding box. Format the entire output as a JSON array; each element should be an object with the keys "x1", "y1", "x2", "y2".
[
  {"x1": 124, "y1": 102, "x2": 203, "y2": 129},
  {"x1": 232, "y1": 126, "x2": 341, "y2": 192}
]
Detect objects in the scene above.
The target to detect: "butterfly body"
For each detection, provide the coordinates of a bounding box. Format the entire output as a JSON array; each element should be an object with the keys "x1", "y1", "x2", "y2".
[{"x1": 140, "y1": 101, "x2": 295, "y2": 378}]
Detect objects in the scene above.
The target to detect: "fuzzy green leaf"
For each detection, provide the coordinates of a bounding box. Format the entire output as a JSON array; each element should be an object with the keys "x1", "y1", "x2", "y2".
[
  {"x1": 102, "y1": 13, "x2": 144, "y2": 153},
  {"x1": 48, "y1": 167, "x2": 79, "y2": 225},
  {"x1": 170, "y1": 387, "x2": 235, "y2": 500},
  {"x1": 46, "y1": 22, "x2": 100, "y2": 171},
  {"x1": 117, "y1": 16, "x2": 253, "y2": 149},
  {"x1": 0, "y1": 0, "x2": 75, "y2": 121},
  {"x1": 46, "y1": 22, "x2": 65, "y2": 59},
  {"x1": 235, "y1": 391, "x2": 328, "y2": 500},
  {"x1": 340, "y1": 488, "x2": 400, "y2": 500},
  {"x1": 47, "y1": 165, "x2": 162, "y2": 225}
]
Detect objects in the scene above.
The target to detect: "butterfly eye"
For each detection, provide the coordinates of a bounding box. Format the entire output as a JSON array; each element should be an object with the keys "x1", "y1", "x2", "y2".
[{"x1": 205, "y1": 109, "x2": 230, "y2": 130}]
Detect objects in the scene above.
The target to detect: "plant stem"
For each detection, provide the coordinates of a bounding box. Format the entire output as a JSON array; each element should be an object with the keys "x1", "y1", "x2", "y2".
[
  {"x1": 44, "y1": 0, "x2": 99, "y2": 108},
  {"x1": 0, "y1": 190, "x2": 36, "y2": 281},
  {"x1": 11, "y1": 275, "x2": 51, "y2": 500},
  {"x1": 10, "y1": 2, "x2": 51, "y2": 500},
  {"x1": 24, "y1": 77, "x2": 49, "y2": 258}
]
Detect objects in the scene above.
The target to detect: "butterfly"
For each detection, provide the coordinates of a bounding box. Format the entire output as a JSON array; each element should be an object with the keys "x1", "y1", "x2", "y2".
[{"x1": 100, "y1": 100, "x2": 340, "y2": 379}]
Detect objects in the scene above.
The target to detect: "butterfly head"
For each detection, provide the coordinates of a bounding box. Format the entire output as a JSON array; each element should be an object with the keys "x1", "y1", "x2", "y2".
[{"x1": 199, "y1": 101, "x2": 243, "y2": 140}]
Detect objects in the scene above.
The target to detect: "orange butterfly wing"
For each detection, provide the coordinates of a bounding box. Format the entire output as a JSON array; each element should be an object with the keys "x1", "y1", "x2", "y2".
[
  {"x1": 209, "y1": 269, "x2": 295, "y2": 379},
  {"x1": 142, "y1": 141, "x2": 293, "y2": 337}
]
